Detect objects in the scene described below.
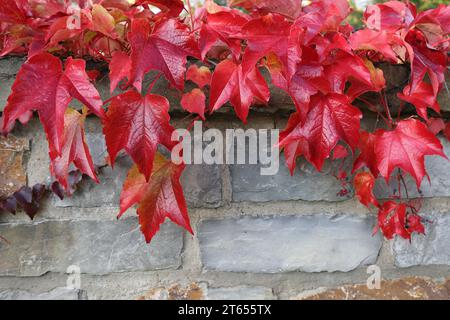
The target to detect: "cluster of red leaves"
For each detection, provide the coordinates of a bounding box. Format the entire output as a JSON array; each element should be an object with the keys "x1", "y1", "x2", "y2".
[{"x1": 0, "y1": 0, "x2": 449, "y2": 243}]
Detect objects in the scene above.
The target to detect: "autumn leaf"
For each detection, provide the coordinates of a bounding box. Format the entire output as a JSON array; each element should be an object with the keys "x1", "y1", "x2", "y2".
[
  {"x1": 103, "y1": 90, "x2": 175, "y2": 181},
  {"x1": 375, "y1": 119, "x2": 446, "y2": 188},
  {"x1": 50, "y1": 108, "x2": 98, "y2": 192},
  {"x1": 127, "y1": 18, "x2": 199, "y2": 92},
  {"x1": 353, "y1": 130, "x2": 380, "y2": 177},
  {"x1": 109, "y1": 50, "x2": 131, "y2": 93},
  {"x1": 354, "y1": 172, "x2": 379, "y2": 208},
  {"x1": 180, "y1": 88, "x2": 206, "y2": 120},
  {"x1": 398, "y1": 82, "x2": 440, "y2": 121},
  {"x1": 239, "y1": 13, "x2": 292, "y2": 74},
  {"x1": 279, "y1": 112, "x2": 310, "y2": 175},
  {"x1": 199, "y1": 9, "x2": 249, "y2": 60},
  {"x1": 228, "y1": 0, "x2": 303, "y2": 20},
  {"x1": 279, "y1": 93, "x2": 362, "y2": 171},
  {"x1": 135, "y1": 0, "x2": 185, "y2": 18},
  {"x1": 209, "y1": 59, "x2": 270, "y2": 123},
  {"x1": 376, "y1": 201, "x2": 411, "y2": 240},
  {"x1": 186, "y1": 65, "x2": 211, "y2": 89},
  {"x1": 2, "y1": 53, "x2": 104, "y2": 156},
  {"x1": 376, "y1": 201, "x2": 425, "y2": 240},
  {"x1": 118, "y1": 153, "x2": 193, "y2": 243}
]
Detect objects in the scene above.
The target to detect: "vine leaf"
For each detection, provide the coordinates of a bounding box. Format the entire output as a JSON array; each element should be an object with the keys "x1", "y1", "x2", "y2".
[
  {"x1": 118, "y1": 153, "x2": 193, "y2": 244},
  {"x1": 128, "y1": 18, "x2": 199, "y2": 92},
  {"x1": 103, "y1": 90, "x2": 175, "y2": 181},
  {"x1": 354, "y1": 172, "x2": 379, "y2": 208},
  {"x1": 375, "y1": 119, "x2": 446, "y2": 188},
  {"x1": 181, "y1": 89, "x2": 206, "y2": 120},
  {"x1": 50, "y1": 108, "x2": 98, "y2": 192},
  {"x1": 376, "y1": 201, "x2": 425, "y2": 240},
  {"x1": 2, "y1": 53, "x2": 104, "y2": 156},
  {"x1": 353, "y1": 130, "x2": 380, "y2": 177},
  {"x1": 199, "y1": 8, "x2": 249, "y2": 60},
  {"x1": 240, "y1": 13, "x2": 292, "y2": 74},
  {"x1": 135, "y1": 0, "x2": 185, "y2": 18},
  {"x1": 209, "y1": 59, "x2": 270, "y2": 123},
  {"x1": 279, "y1": 93, "x2": 362, "y2": 171},
  {"x1": 186, "y1": 65, "x2": 212, "y2": 89},
  {"x1": 109, "y1": 50, "x2": 131, "y2": 93}
]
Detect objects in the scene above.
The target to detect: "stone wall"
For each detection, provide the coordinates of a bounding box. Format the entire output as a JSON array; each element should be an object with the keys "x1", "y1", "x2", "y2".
[{"x1": 0, "y1": 57, "x2": 450, "y2": 300}]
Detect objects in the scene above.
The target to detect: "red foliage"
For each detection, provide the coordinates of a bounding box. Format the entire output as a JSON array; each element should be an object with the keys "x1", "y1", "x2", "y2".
[{"x1": 1, "y1": 0, "x2": 449, "y2": 243}]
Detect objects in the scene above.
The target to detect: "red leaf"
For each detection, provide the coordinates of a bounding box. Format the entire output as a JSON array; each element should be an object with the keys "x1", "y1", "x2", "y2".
[
  {"x1": 375, "y1": 119, "x2": 446, "y2": 188},
  {"x1": 332, "y1": 145, "x2": 348, "y2": 160},
  {"x1": 128, "y1": 18, "x2": 199, "y2": 92},
  {"x1": 407, "y1": 214, "x2": 425, "y2": 236},
  {"x1": 229, "y1": 0, "x2": 303, "y2": 20},
  {"x1": 199, "y1": 9, "x2": 249, "y2": 60},
  {"x1": 209, "y1": 59, "x2": 269, "y2": 123},
  {"x1": 398, "y1": 82, "x2": 440, "y2": 121},
  {"x1": 109, "y1": 50, "x2": 131, "y2": 93},
  {"x1": 186, "y1": 65, "x2": 211, "y2": 89},
  {"x1": 279, "y1": 93, "x2": 362, "y2": 171},
  {"x1": 377, "y1": 201, "x2": 411, "y2": 240},
  {"x1": 180, "y1": 88, "x2": 206, "y2": 120},
  {"x1": 279, "y1": 112, "x2": 310, "y2": 175},
  {"x1": 349, "y1": 29, "x2": 399, "y2": 62},
  {"x1": 353, "y1": 130, "x2": 380, "y2": 177},
  {"x1": 427, "y1": 118, "x2": 446, "y2": 135},
  {"x1": 118, "y1": 153, "x2": 193, "y2": 243},
  {"x1": 354, "y1": 172, "x2": 379, "y2": 208},
  {"x1": 2, "y1": 53, "x2": 104, "y2": 156},
  {"x1": 240, "y1": 13, "x2": 292, "y2": 74},
  {"x1": 50, "y1": 108, "x2": 98, "y2": 192},
  {"x1": 103, "y1": 90, "x2": 175, "y2": 181},
  {"x1": 135, "y1": 0, "x2": 185, "y2": 17}
]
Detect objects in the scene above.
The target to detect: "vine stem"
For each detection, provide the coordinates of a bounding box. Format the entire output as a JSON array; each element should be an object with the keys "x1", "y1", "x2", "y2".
[
  {"x1": 380, "y1": 90, "x2": 394, "y2": 128},
  {"x1": 185, "y1": 0, "x2": 195, "y2": 32}
]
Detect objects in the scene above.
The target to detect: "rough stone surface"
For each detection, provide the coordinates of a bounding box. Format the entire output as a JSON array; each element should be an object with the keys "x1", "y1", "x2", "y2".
[
  {"x1": 138, "y1": 283, "x2": 206, "y2": 300},
  {"x1": 0, "y1": 287, "x2": 87, "y2": 300},
  {"x1": 294, "y1": 277, "x2": 450, "y2": 300},
  {"x1": 207, "y1": 286, "x2": 276, "y2": 300},
  {"x1": 231, "y1": 156, "x2": 352, "y2": 202},
  {"x1": 0, "y1": 57, "x2": 26, "y2": 112},
  {"x1": 0, "y1": 219, "x2": 183, "y2": 276},
  {"x1": 393, "y1": 210, "x2": 450, "y2": 268},
  {"x1": 0, "y1": 135, "x2": 29, "y2": 198},
  {"x1": 137, "y1": 283, "x2": 275, "y2": 300},
  {"x1": 198, "y1": 215, "x2": 382, "y2": 273},
  {"x1": 374, "y1": 136, "x2": 450, "y2": 199}
]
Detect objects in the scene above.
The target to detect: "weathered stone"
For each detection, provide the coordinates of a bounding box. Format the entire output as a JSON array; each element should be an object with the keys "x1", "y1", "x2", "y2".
[
  {"x1": 393, "y1": 210, "x2": 450, "y2": 268},
  {"x1": 0, "y1": 57, "x2": 26, "y2": 112},
  {"x1": 138, "y1": 283, "x2": 206, "y2": 300},
  {"x1": 198, "y1": 215, "x2": 382, "y2": 273},
  {"x1": 137, "y1": 283, "x2": 275, "y2": 300},
  {"x1": 0, "y1": 218, "x2": 183, "y2": 276},
  {"x1": 294, "y1": 277, "x2": 450, "y2": 300},
  {"x1": 54, "y1": 156, "x2": 133, "y2": 208},
  {"x1": 181, "y1": 164, "x2": 222, "y2": 208},
  {"x1": 0, "y1": 287, "x2": 87, "y2": 300},
  {"x1": 207, "y1": 286, "x2": 276, "y2": 300},
  {"x1": 70, "y1": 122, "x2": 221, "y2": 208},
  {"x1": 374, "y1": 136, "x2": 450, "y2": 199},
  {"x1": 0, "y1": 135, "x2": 29, "y2": 198},
  {"x1": 231, "y1": 156, "x2": 352, "y2": 202}
]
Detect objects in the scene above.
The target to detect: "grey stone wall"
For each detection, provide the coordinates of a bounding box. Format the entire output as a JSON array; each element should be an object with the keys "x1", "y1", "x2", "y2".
[{"x1": 0, "y1": 57, "x2": 450, "y2": 300}]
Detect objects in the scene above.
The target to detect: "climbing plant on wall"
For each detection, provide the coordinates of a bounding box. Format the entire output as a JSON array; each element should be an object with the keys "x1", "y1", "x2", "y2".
[{"x1": 0, "y1": 0, "x2": 449, "y2": 243}]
